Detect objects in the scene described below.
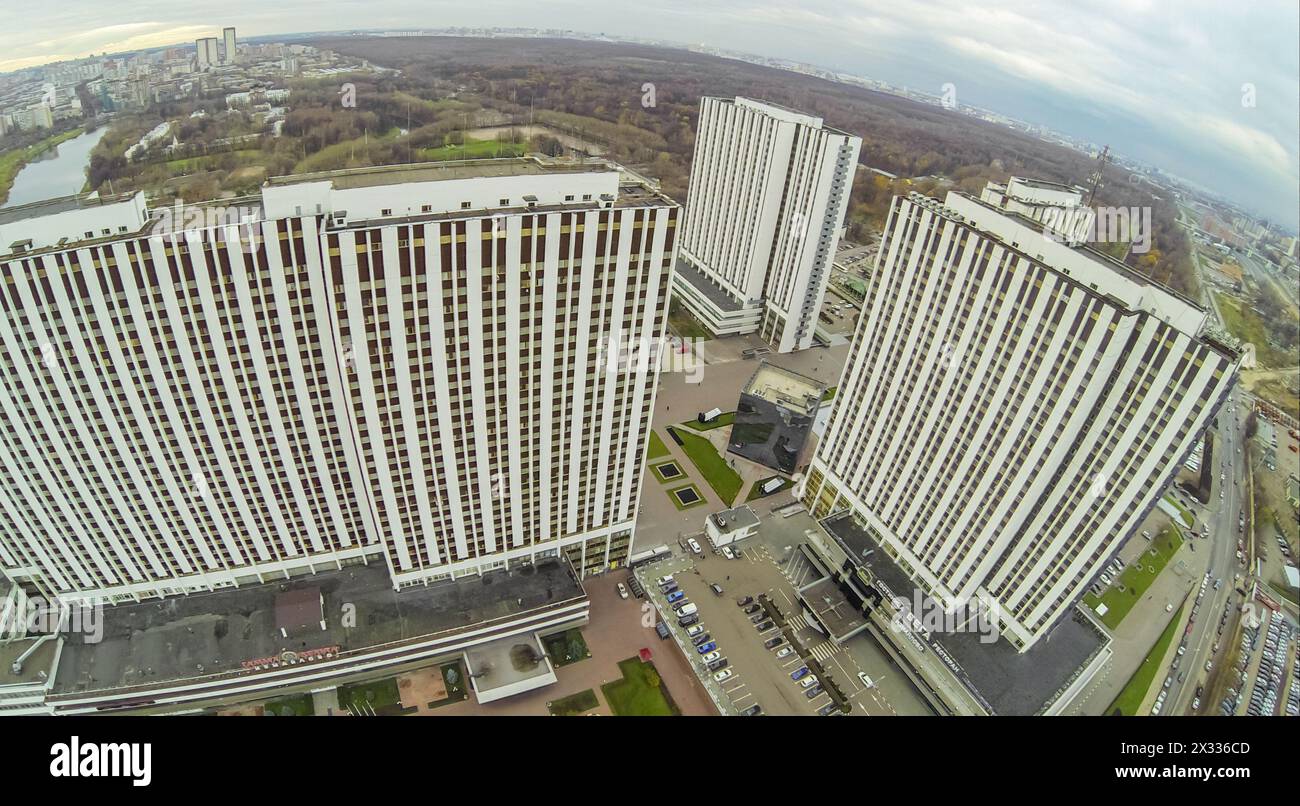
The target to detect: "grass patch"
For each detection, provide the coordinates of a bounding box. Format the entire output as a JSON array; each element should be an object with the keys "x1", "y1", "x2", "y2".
[
  {"x1": 417, "y1": 137, "x2": 527, "y2": 162},
  {"x1": 1107, "y1": 603, "x2": 1185, "y2": 716},
  {"x1": 1083, "y1": 526, "x2": 1184, "y2": 629},
  {"x1": 667, "y1": 298, "x2": 711, "y2": 340},
  {"x1": 547, "y1": 688, "x2": 600, "y2": 716},
  {"x1": 821, "y1": 385, "x2": 837, "y2": 402},
  {"x1": 651, "y1": 461, "x2": 684, "y2": 483},
  {"x1": 668, "y1": 426, "x2": 743, "y2": 506},
  {"x1": 338, "y1": 676, "x2": 415, "y2": 715},
  {"x1": 1214, "y1": 291, "x2": 1293, "y2": 369},
  {"x1": 680, "y1": 412, "x2": 735, "y2": 431},
  {"x1": 667, "y1": 483, "x2": 707, "y2": 510},
  {"x1": 262, "y1": 692, "x2": 314, "y2": 716},
  {"x1": 1164, "y1": 494, "x2": 1195, "y2": 528},
  {"x1": 747, "y1": 475, "x2": 794, "y2": 501},
  {"x1": 646, "y1": 429, "x2": 671, "y2": 460},
  {"x1": 601, "y1": 658, "x2": 680, "y2": 716},
  {"x1": 542, "y1": 628, "x2": 591, "y2": 667}
]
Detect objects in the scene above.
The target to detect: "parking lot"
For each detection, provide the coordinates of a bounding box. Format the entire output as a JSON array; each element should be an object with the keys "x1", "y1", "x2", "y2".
[{"x1": 636, "y1": 516, "x2": 933, "y2": 716}]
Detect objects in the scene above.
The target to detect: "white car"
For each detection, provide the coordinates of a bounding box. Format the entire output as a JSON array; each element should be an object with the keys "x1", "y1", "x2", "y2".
[
  {"x1": 687, "y1": 538, "x2": 703, "y2": 555},
  {"x1": 775, "y1": 646, "x2": 794, "y2": 659},
  {"x1": 701, "y1": 651, "x2": 721, "y2": 663},
  {"x1": 858, "y1": 672, "x2": 875, "y2": 689},
  {"x1": 686, "y1": 624, "x2": 705, "y2": 638},
  {"x1": 713, "y1": 669, "x2": 734, "y2": 682},
  {"x1": 721, "y1": 546, "x2": 735, "y2": 560},
  {"x1": 617, "y1": 583, "x2": 629, "y2": 599},
  {"x1": 800, "y1": 675, "x2": 820, "y2": 689},
  {"x1": 656, "y1": 575, "x2": 674, "y2": 587}
]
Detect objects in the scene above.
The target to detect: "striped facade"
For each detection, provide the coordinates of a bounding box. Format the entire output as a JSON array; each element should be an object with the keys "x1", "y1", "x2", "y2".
[
  {"x1": 676, "y1": 97, "x2": 860, "y2": 353},
  {"x1": 802, "y1": 189, "x2": 1239, "y2": 650},
  {"x1": 0, "y1": 160, "x2": 676, "y2": 605}
]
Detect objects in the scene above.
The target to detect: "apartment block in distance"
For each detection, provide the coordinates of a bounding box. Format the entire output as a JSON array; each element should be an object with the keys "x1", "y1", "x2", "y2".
[
  {"x1": 802, "y1": 180, "x2": 1240, "y2": 653},
  {"x1": 674, "y1": 97, "x2": 860, "y2": 353},
  {"x1": 0, "y1": 155, "x2": 677, "y2": 713}
]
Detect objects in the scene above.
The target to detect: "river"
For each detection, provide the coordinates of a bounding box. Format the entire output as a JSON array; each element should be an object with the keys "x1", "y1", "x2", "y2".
[{"x1": 2, "y1": 127, "x2": 108, "y2": 208}]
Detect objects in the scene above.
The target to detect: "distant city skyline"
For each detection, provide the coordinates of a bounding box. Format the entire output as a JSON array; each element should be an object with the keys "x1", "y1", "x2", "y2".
[{"x1": 0, "y1": 1, "x2": 1296, "y2": 224}]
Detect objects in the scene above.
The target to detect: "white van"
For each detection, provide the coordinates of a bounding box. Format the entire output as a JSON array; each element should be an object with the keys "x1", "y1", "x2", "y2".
[{"x1": 675, "y1": 603, "x2": 699, "y2": 617}]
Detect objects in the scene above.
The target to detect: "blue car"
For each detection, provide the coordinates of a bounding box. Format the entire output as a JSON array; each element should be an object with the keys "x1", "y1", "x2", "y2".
[
  {"x1": 791, "y1": 666, "x2": 810, "y2": 681},
  {"x1": 667, "y1": 590, "x2": 686, "y2": 603},
  {"x1": 696, "y1": 641, "x2": 717, "y2": 654}
]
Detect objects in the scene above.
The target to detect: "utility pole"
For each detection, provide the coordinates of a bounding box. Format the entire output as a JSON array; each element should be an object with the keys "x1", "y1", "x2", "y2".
[{"x1": 1086, "y1": 145, "x2": 1110, "y2": 207}]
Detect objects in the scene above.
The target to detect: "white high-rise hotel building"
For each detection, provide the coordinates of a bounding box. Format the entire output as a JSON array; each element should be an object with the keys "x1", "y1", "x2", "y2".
[
  {"x1": 0, "y1": 157, "x2": 676, "y2": 605},
  {"x1": 802, "y1": 180, "x2": 1239, "y2": 650},
  {"x1": 674, "y1": 97, "x2": 860, "y2": 353}
]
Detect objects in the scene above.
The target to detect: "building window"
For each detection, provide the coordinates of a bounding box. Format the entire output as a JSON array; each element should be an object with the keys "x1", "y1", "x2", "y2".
[
  {"x1": 461, "y1": 201, "x2": 472, "y2": 209},
  {"x1": 381, "y1": 208, "x2": 392, "y2": 216}
]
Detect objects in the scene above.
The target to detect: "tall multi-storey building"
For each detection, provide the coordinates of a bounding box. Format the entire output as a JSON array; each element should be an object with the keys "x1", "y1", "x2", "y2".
[
  {"x1": 222, "y1": 27, "x2": 238, "y2": 65},
  {"x1": 0, "y1": 156, "x2": 677, "y2": 608},
  {"x1": 674, "y1": 97, "x2": 860, "y2": 353},
  {"x1": 801, "y1": 182, "x2": 1239, "y2": 651},
  {"x1": 195, "y1": 37, "x2": 220, "y2": 70}
]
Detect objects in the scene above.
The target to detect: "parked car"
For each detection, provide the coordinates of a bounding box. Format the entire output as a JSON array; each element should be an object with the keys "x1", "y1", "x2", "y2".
[
  {"x1": 858, "y1": 672, "x2": 874, "y2": 689},
  {"x1": 686, "y1": 624, "x2": 705, "y2": 638},
  {"x1": 697, "y1": 641, "x2": 717, "y2": 654},
  {"x1": 791, "y1": 666, "x2": 810, "y2": 681},
  {"x1": 692, "y1": 632, "x2": 712, "y2": 646},
  {"x1": 805, "y1": 686, "x2": 824, "y2": 699},
  {"x1": 667, "y1": 590, "x2": 686, "y2": 603},
  {"x1": 775, "y1": 647, "x2": 794, "y2": 659},
  {"x1": 617, "y1": 583, "x2": 629, "y2": 599},
  {"x1": 721, "y1": 546, "x2": 736, "y2": 560},
  {"x1": 707, "y1": 658, "x2": 729, "y2": 672},
  {"x1": 763, "y1": 636, "x2": 784, "y2": 649},
  {"x1": 817, "y1": 702, "x2": 839, "y2": 716},
  {"x1": 736, "y1": 596, "x2": 754, "y2": 608},
  {"x1": 710, "y1": 583, "x2": 724, "y2": 596},
  {"x1": 750, "y1": 612, "x2": 767, "y2": 624},
  {"x1": 755, "y1": 620, "x2": 775, "y2": 632},
  {"x1": 660, "y1": 582, "x2": 679, "y2": 594},
  {"x1": 743, "y1": 603, "x2": 762, "y2": 615},
  {"x1": 741, "y1": 704, "x2": 762, "y2": 716},
  {"x1": 701, "y1": 650, "x2": 721, "y2": 663},
  {"x1": 713, "y1": 669, "x2": 734, "y2": 682},
  {"x1": 656, "y1": 575, "x2": 675, "y2": 587},
  {"x1": 678, "y1": 614, "x2": 699, "y2": 627},
  {"x1": 687, "y1": 538, "x2": 703, "y2": 555},
  {"x1": 800, "y1": 675, "x2": 820, "y2": 689}
]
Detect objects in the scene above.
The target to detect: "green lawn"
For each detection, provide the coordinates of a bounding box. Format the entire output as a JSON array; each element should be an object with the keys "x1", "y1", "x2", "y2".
[
  {"x1": 646, "y1": 429, "x2": 671, "y2": 460},
  {"x1": 680, "y1": 412, "x2": 735, "y2": 431},
  {"x1": 821, "y1": 386, "x2": 837, "y2": 402},
  {"x1": 601, "y1": 658, "x2": 679, "y2": 716},
  {"x1": 1083, "y1": 526, "x2": 1184, "y2": 629},
  {"x1": 1214, "y1": 291, "x2": 1292, "y2": 369},
  {"x1": 547, "y1": 688, "x2": 600, "y2": 716},
  {"x1": 1164, "y1": 494, "x2": 1195, "y2": 528},
  {"x1": 417, "y1": 137, "x2": 527, "y2": 162},
  {"x1": 1107, "y1": 603, "x2": 1185, "y2": 716},
  {"x1": 747, "y1": 475, "x2": 794, "y2": 501},
  {"x1": 262, "y1": 692, "x2": 314, "y2": 716},
  {"x1": 650, "y1": 461, "x2": 686, "y2": 484},
  {"x1": 668, "y1": 426, "x2": 743, "y2": 506},
  {"x1": 542, "y1": 628, "x2": 591, "y2": 667},
  {"x1": 667, "y1": 298, "x2": 711, "y2": 340},
  {"x1": 338, "y1": 677, "x2": 407, "y2": 714},
  {"x1": 666, "y1": 483, "x2": 707, "y2": 511}
]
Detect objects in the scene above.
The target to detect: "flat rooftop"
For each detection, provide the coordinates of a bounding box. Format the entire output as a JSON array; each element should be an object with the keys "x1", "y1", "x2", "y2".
[
  {"x1": 51, "y1": 559, "x2": 584, "y2": 697},
  {"x1": 822, "y1": 513, "x2": 1109, "y2": 715},
  {"x1": 0, "y1": 192, "x2": 138, "y2": 227},
  {"x1": 267, "y1": 155, "x2": 617, "y2": 190},
  {"x1": 0, "y1": 636, "x2": 58, "y2": 688},
  {"x1": 711, "y1": 505, "x2": 760, "y2": 532},
  {"x1": 742, "y1": 361, "x2": 825, "y2": 417},
  {"x1": 797, "y1": 571, "x2": 868, "y2": 643},
  {"x1": 675, "y1": 257, "x2": 746, "y2": 312}
]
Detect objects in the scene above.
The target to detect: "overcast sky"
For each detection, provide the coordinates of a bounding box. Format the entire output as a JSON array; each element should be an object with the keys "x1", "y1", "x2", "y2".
[{"x1": 2, "y1": 0, "x2": 1296, "y2": 225}]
